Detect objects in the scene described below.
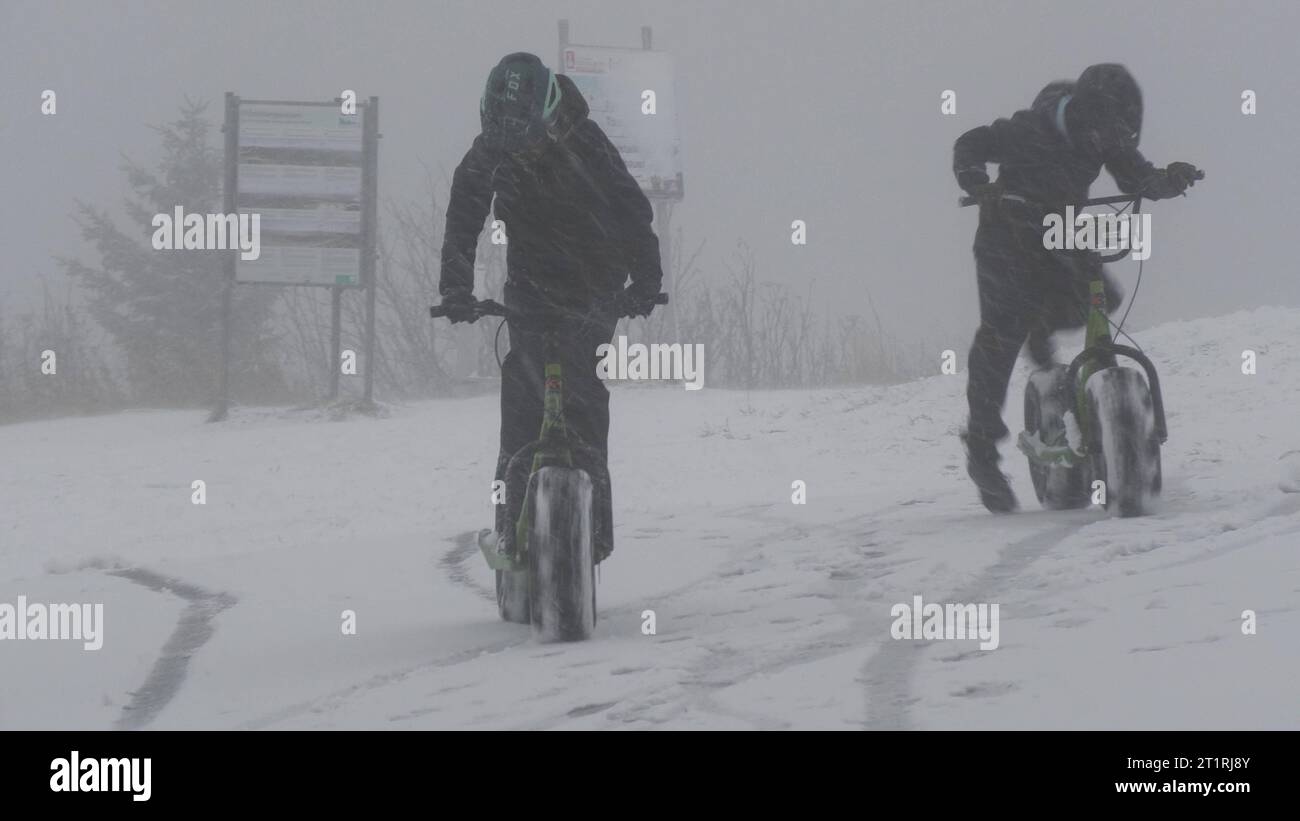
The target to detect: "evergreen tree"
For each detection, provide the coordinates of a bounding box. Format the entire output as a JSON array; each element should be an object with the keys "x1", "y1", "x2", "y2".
[{"x1": 62, "y1": 99, "x2": 286, "y2": 407}]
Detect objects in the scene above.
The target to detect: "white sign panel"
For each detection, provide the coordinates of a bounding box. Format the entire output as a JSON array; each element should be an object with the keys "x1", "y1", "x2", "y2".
[
  {"x1": 238, "y1": 104, "x2": 363, "y2": 152},
  {"x1": 233, "y1": 101, "x2": 369, "y2": 286},
  {"x1": 255, "y1": 205, "x2": 362, "y2": 235},
  {"x1": 562, "y1": 45, "x2": 682, "y2": 198},
  {"x1": 237, "y1": 246, "x2": 361, "y2": 286},
  {"x1": 237, "y1": 164, "x2": 362, "y2": 200}
]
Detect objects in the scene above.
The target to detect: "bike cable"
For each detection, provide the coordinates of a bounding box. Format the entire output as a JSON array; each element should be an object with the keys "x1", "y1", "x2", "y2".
[
  {"x1": 1097, "y1": 198, "x2": 1146, "y2": 353},
  {"x1": 494, "y1": 318, "x2": 507, "y2": 369},
  {"x1": 1069, "y1": 281, "x2": 1144, "y2": 353},
  {"x1": 1111, "y1": 255, "x2": 1145, "y2": 351},
  {"x1": 1090, "y1": 254, "x2": 1146, "y2": 353}
]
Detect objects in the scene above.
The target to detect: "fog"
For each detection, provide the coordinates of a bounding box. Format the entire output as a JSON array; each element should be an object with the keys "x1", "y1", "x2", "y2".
[
  {"x1": 5, "y1": 0, "x2": 1298, "y2": 354},
  {"x1": 3, "y1": 1, "x2": 1300, "y2": 736}
]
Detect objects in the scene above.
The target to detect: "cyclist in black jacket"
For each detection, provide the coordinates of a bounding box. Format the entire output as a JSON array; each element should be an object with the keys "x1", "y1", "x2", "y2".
[
  {"x1": 436, "y1": 52, "x2": 663, "y2": 560},
  {"x1": 953, "y1": 64, "x2": 1201, "y2": 512}
]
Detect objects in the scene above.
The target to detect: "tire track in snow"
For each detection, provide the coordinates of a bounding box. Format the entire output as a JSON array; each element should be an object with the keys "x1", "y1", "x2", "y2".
[
  {"x1": 856, "y1": 475, "x2": 1300, "y2": 728},
  {"x1": 1149, "y1": 496, "x2": 1300, "y2": 574},
  {"x1": 1005, "y1": 494, "x2": 1300, "y2": 607},
  {"x1": 440, "y1": 530, "x2": 496, "y2": 602},
  {"x1": 246, "y1": 529, "x2": 628, "y2": 729},
  {"x1": 238, "y1": 630, "x2": 535, "y2": 729},
  {"x1": 241, "y1": 531, "x2": 524, "y2": 728},
  {"x1": 244, "y1": 569, "x2": 689, "y2": 729},
  {"x1": 273, "y1": 510, "x2": 1089, "y2": 729},
  {"x1": 107, "y1": 567, "x2": 236, "y2": 730},
  {"x1": 419, "y1": 508, "x2": 825, "y2": 729},
  {"x1": 861, "y1": 519, "x2": 1082, "y2": 730},
  {"x1": 589, "y1": 510, "x2": 894, "y2": 729}
]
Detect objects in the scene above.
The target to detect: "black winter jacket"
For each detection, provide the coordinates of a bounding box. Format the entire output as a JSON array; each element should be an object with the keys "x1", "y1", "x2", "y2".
[
  {"x1": 439, "y1": 74, "x2": 662, "y2": 313},
  {"x1": 953, "y1": 82, "x2": 1185, "y2": 209}
]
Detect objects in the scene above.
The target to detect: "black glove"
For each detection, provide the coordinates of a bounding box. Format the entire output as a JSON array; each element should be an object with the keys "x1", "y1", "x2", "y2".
[
  {"x1": 1144, "y1": 162, "x2": 1202, "y2": 199},
  {"x1": 1165, "y1": 161, "x2": 1202, "y2": 192},
  {"x1": 957, "y1": 168, "x2": 990, "y2": 194},
  {"x1": 618, "y1": 286, "x2": 660, "y2": 318},
  {"x1": 440, "y1": 291, "x2": 477, "y2": 324}
]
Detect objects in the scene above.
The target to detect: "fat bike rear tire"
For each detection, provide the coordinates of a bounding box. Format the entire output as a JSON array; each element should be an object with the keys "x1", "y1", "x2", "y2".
[
  {"x1": 1024, "y1": 365, "x2": 1089, "y2": 509},
  {"x1": 524, "y1": 466, "x2": 597, "y2": 641}
]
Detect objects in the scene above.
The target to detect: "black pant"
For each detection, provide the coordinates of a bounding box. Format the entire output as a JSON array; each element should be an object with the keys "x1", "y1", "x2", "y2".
[
  {"x1": 494, "y1": 305, "x2": 618, "y2": 557},
  {"x1": 965, "y1": 213, "x2": 1124, "y2": 446}
]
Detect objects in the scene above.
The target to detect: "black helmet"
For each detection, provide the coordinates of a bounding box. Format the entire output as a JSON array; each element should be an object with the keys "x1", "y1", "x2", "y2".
[
  {"x1": 1072, "y1": 63, "x2": 1143, "y2": 148},
  {"x1": 1032, "y1": 80, "x2": 1073, "y2": 111},
  {"x1": 480, "y1": 52, "x2": 563, "y2": 154}
]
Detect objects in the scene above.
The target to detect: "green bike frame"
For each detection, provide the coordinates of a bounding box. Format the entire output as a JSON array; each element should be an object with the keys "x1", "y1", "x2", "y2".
[
  {"x1": 513, "y1": 358, "x2": 575, "y2": 556},
  {"x1": 429, "y1": 293, "x2": 667, "y2": 573},
  {"x1": 1012, "y1": 194, "x2": 1168, "y2": 468},
  {"x1": 1016, "y1": 278, "x2": 1114, "y2": 468}
]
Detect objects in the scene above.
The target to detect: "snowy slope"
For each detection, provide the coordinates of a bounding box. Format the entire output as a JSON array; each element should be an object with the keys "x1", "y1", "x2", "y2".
[{"x1": 2, "y1": 307, "x2": 1297, "y2": 729}]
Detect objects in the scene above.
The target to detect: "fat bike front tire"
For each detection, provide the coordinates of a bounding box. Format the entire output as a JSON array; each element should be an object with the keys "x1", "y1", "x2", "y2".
[
  {"x1": 524, "y1": 466, "x2": 597, "y2": 642},
  {"x1": 1087, "y1": 367, "x2": 1163, "y2": 517}
]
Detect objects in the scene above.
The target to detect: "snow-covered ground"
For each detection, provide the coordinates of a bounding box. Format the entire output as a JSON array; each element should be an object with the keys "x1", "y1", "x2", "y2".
[{"x1": 2, "y1": 307, "x2": 1298, "y2": 729}]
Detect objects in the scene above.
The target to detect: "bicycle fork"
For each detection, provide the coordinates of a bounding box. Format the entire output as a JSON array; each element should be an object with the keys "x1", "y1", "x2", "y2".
[{"x1": 515, "y1": 360, "x2": 575, "y2": 556}]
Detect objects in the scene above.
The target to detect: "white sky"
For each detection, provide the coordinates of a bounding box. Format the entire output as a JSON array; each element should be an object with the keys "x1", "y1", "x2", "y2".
[{"x1": 3, "y1": 0, "x2": 1298, "y2": 349}]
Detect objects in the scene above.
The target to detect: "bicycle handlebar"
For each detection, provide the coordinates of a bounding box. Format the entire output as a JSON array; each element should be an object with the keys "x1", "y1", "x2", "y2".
[
  {"x1": 958, "y1": 187, "x2": 1151, "y2": 264},
  {"x1": 429, "y1": 292, "x2": 668, "y2": 324},
  {"x1": 958, "y1": 169, "x2": 1204, "y2": 209},
  {"x1": 958, "y1": 186, "x2": 1146, "y2": 209}
]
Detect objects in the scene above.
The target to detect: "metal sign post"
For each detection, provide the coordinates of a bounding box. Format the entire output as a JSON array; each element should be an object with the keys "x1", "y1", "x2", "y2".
[
  {"x1": 329, "y1": 286, "x2": 342, "y2": 399},
  {"x1": 642, "y1": 25, "x2": 679, "y2": 341},
  {"x1": 210, "y1": 92, "x2": 239, "y2": 423},
  {"x1": 361, "y1": 97, "x2": 380, "y2": 410}
]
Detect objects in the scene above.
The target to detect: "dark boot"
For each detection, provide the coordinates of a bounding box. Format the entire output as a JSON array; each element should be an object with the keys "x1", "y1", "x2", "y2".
[
  {"x1": 1026, "y1": 326, "x2": 1057, "y2": 370},
  {"x1": 961, "y1": 428, "x2": 1018, "y2": 513},
  {"x1": 593, "y1": 468, "x2": 614, "y2": 564}
]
